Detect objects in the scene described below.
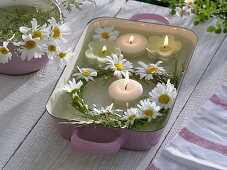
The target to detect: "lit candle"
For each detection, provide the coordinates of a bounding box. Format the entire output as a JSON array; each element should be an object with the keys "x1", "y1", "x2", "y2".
[
  {"x1": 108, "y1": 71, "x2": 143, "y2": 105},
  {"x1": 116, "y1": 33, "x2": 148, "y2": 58},
  {"x1": 147, "y1": 35, "x2": 182, "y2": 61},
  {"x1": 85, "y1": 41, "x2": 121, "y2": 65}
]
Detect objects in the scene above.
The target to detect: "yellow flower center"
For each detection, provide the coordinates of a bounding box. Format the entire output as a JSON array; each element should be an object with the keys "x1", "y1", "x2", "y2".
[
  {"x1": 101, "y1": 32, "x2": 110, "y2": 39},
  {"x1": 71, "y1": 88, "x2": 79, "y2": 94},
  {"x1": 146, "y1": 67, "x2": 158, "y2": 74},
  {"x1": 32, "y1": 30, "x2": 43, "y2": 40},
  {"x1": 114, "y1": 63, "x2": 124, "y2": 71},
  {"x1": 58, "y1": 52, "x2": 67, "y2": 59},
  {"x1": 128, "y1": 114, "x2": 136, "y2": 121},
  {"x1": 53, "y1": 27, "x2": 61, "y2": 38},
  {"x1": 0, "y1": 47, "x2": 9, "y2": 55},
  {"x1": 48, "y1": 45, "x2": 57, "y2": 52},
  {"x1": 188, "y1": 1, "x2": 194, "y2": 6},
  {"x1": 159, "y1": 94, "x2": 170, "y2": 104},
  {"x1": 82, "y1": 71, "x2": 90, "y2": 77},
  {"x1": 144, "y1": 110, "x2": 153, "y2": 117},
  {"x1": 24, "y1": 40, "x2": 36, "y2": 49}
]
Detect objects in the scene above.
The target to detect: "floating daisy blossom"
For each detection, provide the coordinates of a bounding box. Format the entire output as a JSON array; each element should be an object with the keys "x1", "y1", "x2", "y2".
[
  {"x1": 73, "y1": 67, "x2": 97, "y2": 82},
  {"x1": 122, "y1": 108, "x2": 142, "y2": 125},
  {"x1": 135, "y1": 61, "x2": 166, "y2": 80},
  {"x1": 175, "y1": 6, "x2": 192, "y2": 18},
  {"x1": 19, "y1": 18, "x2": 49, "y2": 41},
  {"x1": 185, "y1": 0, "x2": 195, "y2": 7},
  {"x1": 18, "y1": 35, "x2": 44, "y2": 60},
  {"x1": 0, "y1": 42, "x2": 12, "y2": 64},
  {"x1": 48, "y1": 17, "x2": 71, "y2": 43},
  {"x1": 93, "y1": 26, "x2": 119, "y2": 41},
  {"x1": 63, "y1": 78, "x2": 83, "y2": 94},
  {"x1": 105, "y1": 54, "x2": 133, "y2": 79},
  {"x1": 149, "y1": 79, "x2": 177, "y2": 109},
  {"x1": 137, "y1": 99, "x2": 161, "y2": 121},
  {"x1": 91, "y1": 103, "x2": 115, "y2": 116}
]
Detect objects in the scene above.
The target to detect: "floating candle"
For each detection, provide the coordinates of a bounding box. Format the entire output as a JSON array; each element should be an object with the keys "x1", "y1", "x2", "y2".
[
  {"x1": 108, "y1": 71, "x2": 143, "y2": 105},
  {"x1": 147, "y1": 35, "x2": 182, "y2": 61},
  {"x1": 85, "y1": 41, "x2": 121, "y2": 65},
  {"x1": 116, "y1": 33, "x2": 148, "y2": 58}
]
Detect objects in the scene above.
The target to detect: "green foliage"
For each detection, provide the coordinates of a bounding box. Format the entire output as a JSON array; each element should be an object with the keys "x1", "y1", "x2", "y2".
[{"x1": 138, "y1": 0, "x2": 227, "y2": 34}]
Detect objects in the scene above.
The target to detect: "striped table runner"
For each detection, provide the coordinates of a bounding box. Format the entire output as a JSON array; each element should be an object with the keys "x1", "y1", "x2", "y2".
[{"x1": 147, "y1": 82, "x2": 227, "y2": 170}]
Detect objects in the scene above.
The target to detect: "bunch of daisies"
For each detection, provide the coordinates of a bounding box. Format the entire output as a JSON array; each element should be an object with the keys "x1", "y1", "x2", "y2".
[{"x1": 0, "y1": 17, "x2": 74, "y2": 68}]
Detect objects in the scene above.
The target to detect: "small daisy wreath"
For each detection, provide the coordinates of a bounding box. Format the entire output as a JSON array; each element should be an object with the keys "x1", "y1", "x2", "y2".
[
  {"x1": 92, "y1": 26, "x2": 120, "y2": 41},
  {"x1": 62, "y1": 56, "x2": 178, "y2": 130}
]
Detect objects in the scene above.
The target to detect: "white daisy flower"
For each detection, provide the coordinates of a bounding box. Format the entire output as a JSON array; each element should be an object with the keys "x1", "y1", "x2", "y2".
[
  {"x1": 48, "y1": 17, "x2": 71, "y2": 43},
  {"x1": 91, "y1": 103, "x2": 115, "y2": 116},
  {"x1": 175, "y1": 6, "x2": 192, "y2": 18},
  {"x1": 0, "y1": 42, "x2": 12, "y2": 64},
  {"x1": 45, "y1": 41, "x2": 61, "y2": 60},
  {"x1": 149, "y1": 79, "x2": 177, "y2": 109},
  {"x1": 93, "y1": 26, "x2": 119, "y2": 41},
  {"x1": 105, "y1": 54, "x2": 133, "y2": 79},
  {"x1": 19, "y1": 34, "x2": 44, "y2": 60},
  {"x1": 137, "y1": 99, "x2": 161, "y2": 121},
  {"x1": 73, "y1": 67, "x2": 97, "y2": 82},
  {"x1": 63, "y1": 78, "x2": 83, "y2": 94},
  {"x1": 19, "y1": 18, "x2": 49, "y2": 41},
  {"x1": 135, "y1": 61, "x2": 166, "y2": 80},
  {"x1": 54, "y1": 49, "x2": 74, "y2": 68},
  {"x1": 122, "y1": 108, "x2": 142, "y2": 125},
  {"x1": 185, "y1": 0, "x2": 195, "y2": 7}
]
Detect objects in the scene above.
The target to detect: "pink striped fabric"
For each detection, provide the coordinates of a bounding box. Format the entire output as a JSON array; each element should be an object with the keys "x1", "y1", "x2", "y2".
[
  {"x1": 210, "y1": 94, "x2": 227, "y2": 110},
  {"x1": 147, "y1": 83, "x2": 227, "y2": 170},
  {"x1": 179, "y1": 127, "x2": 227, "y2": 156}
]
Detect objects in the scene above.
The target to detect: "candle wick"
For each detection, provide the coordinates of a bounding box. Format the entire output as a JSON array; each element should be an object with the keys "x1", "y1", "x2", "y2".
[
  {"x1": 163, "y1": 46, "x2": 166, "y2": 49},
  {"x1": 125, "y1": 83, "x2": 129, "y2": 90},
  {"x1": 130, "y1": 41, "x2": 132, "y2": 44}
]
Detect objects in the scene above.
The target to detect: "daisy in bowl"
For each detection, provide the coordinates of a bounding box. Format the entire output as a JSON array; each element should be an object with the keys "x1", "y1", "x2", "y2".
[
  {"x1": 19, "y1": 18, "x2": 49, "y2": 41},
  {"x1": 17, "y1": 34, "x2": 44, "y2": 60},
  {"x1": 45, "y1": 41, "x2": 61, "y2": 60},
  {"x1": 73, "y1": 66, "x2": 97, "y2": 82},
  {"x1": 135, "y1": 61, "x2": 165, "y2": 80},
  {"x1": 63, "y1": 78, "x2": 83, "y2": 94},
  {"x1": 122, "y1": 108, "x2": 142, "y2": 125},
  {"x1": 48, "y1": 17, "x2": 71, "y2": 43},
  {"x1": 137, "y1": 99, "x2": 161, "y2": 121},
  {"x1": 105, "y1": 54, "x2": 133, "y2": 79},
  {"x1": 54, "y1": 49, "x2": 74, "y2": 68},
  {"x1": 93, "y1": 26, "x2": 119, "y2": 41},
  {"x1": 149, "y1": 79, "x2": 177, "y2": 109},
  {"x1": 0, "y1": 42, "x2": 12, "y2": 64}
]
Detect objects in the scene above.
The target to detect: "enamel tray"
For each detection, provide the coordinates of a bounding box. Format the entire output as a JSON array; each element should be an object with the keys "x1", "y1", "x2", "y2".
[{"x1": 46, "y1": 14, "x2": 197, "y2": 154}]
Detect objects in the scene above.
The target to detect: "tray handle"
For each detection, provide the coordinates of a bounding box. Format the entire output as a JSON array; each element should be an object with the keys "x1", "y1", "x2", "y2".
[
  {"x1": 71, "y1": 128, "x2": 125, "y2": 154},
  {"x1": 130, "y1": 13, "x2": 170, "y2": 25}
]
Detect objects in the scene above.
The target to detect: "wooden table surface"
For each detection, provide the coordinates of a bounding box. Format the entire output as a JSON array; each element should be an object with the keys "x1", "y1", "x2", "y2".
[{"x1": 0, "y1": 1, "x2": 226, "y2": 169}]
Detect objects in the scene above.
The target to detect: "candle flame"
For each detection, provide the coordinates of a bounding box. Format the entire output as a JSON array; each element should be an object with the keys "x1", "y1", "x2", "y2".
[
  {"x1": 129, "y1": 36, "x2": 134, "y2": 44},
  {"x1": 164, "y1": 35, "x2": 168, "y2": 48},
  {"x1": 102, "y1": 46, "x2": 107, "y2": 53},
  {"x1": 124, "y1": 71, "x2": 129, "y2": 90},
  {"x1": 126, "y1": 102, "x2": 129, "y2": 108}
]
